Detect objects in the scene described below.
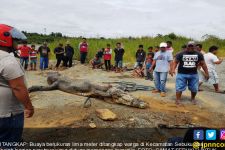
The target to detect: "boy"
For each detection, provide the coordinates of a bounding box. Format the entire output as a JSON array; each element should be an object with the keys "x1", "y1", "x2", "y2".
[
  {"x1": 134, "y1": 45, "x2": 146, "y2": 68},
  {"x1": 18, "y1": 41, "x2": 31, "y2": 70},
  {"x1": 29, "y1": 45, "x2": 38, "y2": 70},
  {"x1": 79, "y1": 38, "x2": 88, "y2": 64},
  {"x1": 104, "y1": 44, "x2": 112, "y2": 71},
  {"x1": 144, "y1": 53, "x2": 154, "y2": 80},
  {"x1": 149, "y1": 42, "x2": 173, "y2": 97},
  {"x1": 114, "y1": 42, "x2": 125, "y2": 72}
]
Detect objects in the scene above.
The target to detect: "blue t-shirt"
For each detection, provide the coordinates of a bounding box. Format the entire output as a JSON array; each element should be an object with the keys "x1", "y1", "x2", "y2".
[{"x1": 153, "y1": 51, "x2": 173, "y2": 72}]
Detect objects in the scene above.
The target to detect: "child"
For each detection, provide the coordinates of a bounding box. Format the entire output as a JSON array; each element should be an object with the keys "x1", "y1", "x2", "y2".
[
  {"x1": 144, "y1": 53, "x2": 154, "y2": 80},
  {"x1": 90, "y1": 55, "x2": 104, "y2": 69},
  {"x1": 132, "y1": 64, "x2": 144, "y2": 78},
  {"x1": 29, "y1": 45, "x2": 38, "y2": 71},
  {"x1": 104, "y1": 44, "x2": 112, "y2": 71}
]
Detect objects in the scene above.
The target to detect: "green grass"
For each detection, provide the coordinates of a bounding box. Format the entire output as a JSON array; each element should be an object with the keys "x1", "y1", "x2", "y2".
[{"x1": 44, "y1": 36, "x2": 225, "y2": 63}]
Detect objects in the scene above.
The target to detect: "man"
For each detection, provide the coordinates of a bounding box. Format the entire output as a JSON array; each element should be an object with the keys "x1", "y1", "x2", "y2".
[
  {"x1": 54, "y1": 43, "x2": 64, "y2": 68},
  {"x1": 64, "y1": 41, "x2": 74, "y2": 67},
  {"x1": 196, "y1": 43, "x2": 206, "y2": 91},
  {"x1": 79, "y1": 38, "x2": 88, "y2": 64},
  {"x1": 38, "y1": 42, "x2": 50, "y2": 70},
  {"x1": 196, "y1": 44, "x2": 205, "y2": 55},
  {"x1": 17, "y1": 40, "x2": 31, "y2": 70},
  {"x1": 166, "y1": 41, "x2": 174, "y2": 53},
  {"x1": 200, "y1": 46, "x2": 223, "y2": 93},
  {"x1": 149, "y1": 42, "x2": 173, "y2": 97},
  {"x1": 172, "y1": 41, "x2": 209, "y2": 105},
  {"x1": 134, "y1": 45, "x2": 146, "y2": 68},
  {"x1": 0, "y1": 24, "x2": 34, "y2": 143},
  {"x1": 114, "y1": 42, "x2": 125, "y2": 72}
]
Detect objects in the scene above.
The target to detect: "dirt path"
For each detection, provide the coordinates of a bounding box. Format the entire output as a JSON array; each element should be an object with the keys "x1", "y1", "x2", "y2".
[{"x1": 24, "y1": 61, "x2": 225, "y2": 129}]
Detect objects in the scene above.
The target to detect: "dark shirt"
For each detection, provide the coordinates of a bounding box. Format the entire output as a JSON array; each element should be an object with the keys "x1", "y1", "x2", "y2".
[
  {"x1": 136, "y1": 50, "x2": 146, "y2": 62},
  {"x1": 97, "y1": 51, "x2": 104, "y2": 58},
  {"x1": 54, "y1": 47, "x2": 64, "y2": 56},
  {"x1": 114, "y1": 48, "x2": 125, "y2": 61},
  {"x1": 65, "y1": 45, "x2": 74, "y2": 57},
  {"x1": 148, "y1": 52, "x2": 155, "y2": 58},
  {"x1": 176, "y1": 50, "x2": 204, "y2": 74},
  {"x1": 38, "y1": 46, "x2": 50, "y2": 58}
]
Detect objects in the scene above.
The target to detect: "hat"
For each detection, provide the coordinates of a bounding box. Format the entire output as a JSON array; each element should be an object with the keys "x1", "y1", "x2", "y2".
[
  {"x1": 66, "y1": 41, "x2": 70, "y2": 44},
  {"x1": 159, "y1": 42, "x2": 167, "y2": 48},
  {"x1": 187, "y1": 41, "x2": 195, "y2": 46}
]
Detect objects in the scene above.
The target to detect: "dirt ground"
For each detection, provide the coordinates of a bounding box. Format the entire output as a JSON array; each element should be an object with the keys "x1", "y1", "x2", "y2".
[{"x1": 23, "y1": 61, "x2": 225, "y2": 142}]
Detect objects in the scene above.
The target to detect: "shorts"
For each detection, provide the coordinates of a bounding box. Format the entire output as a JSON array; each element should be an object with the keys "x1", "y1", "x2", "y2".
[
  {"x1": 176, "y1": 73, "x2": 199, "y2": 92},
  {"x1": 115, "y1": 60, "x2": 123, "y2": 68},
  {"x1": 30, "y1": 59, "x2": 37, "y2": 64},
  {"x1": 93, "y1": 59, "x2": 101, "y2": 65},
  {"x1": 207, "y1": 70, "x2": 219, "y2": 85},
  {"x1": 198, "y1": 69, "x2": 205, "y2": 82}
]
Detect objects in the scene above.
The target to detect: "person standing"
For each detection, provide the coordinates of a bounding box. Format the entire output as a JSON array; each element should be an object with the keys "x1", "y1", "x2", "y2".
[
  {"x1": 134, "y1": 45, "x2": 146, "y2": 68},
  {"x1": 149, "y1": 42, "x2": 173, "y2": 97},
  {"x1": 172, "y1": 41, "x2": 209, "y2": 105},
  {"x1": 200, "y1": 46, "x2": 223, "y2": 93},
  {"x1": 38, "y1": 42, "x2": 50, "y2": 70},
  {"x1": 17, "y1": 40, "x2": 31, "y2": 70},
  {"x1": 0, "y1": 24, "x2": 34, "y2": 144},
  {"x1": 114, "y1": 42, "x2": 125, "y2": 72},
  {"x1": 166, "y1": 41, "x2": 174, "y2": 53},
  {"x1": 29, "y1": 45, "x2": 38, "y2": 71},
  {"x1": 64, "y1": 41, "x2": 74, "y2": 67},
  {"x1": 79, "y1": 38, "x2": 88, "y2": 64},
  {"x1": 54, "y1": 43, "x2": 64, "y2": 68},
  {"x1": 196, "y1": 43, "x2": 206, "y2": 91},
  {"x1": 104, "y1": 44, "x2": 112, "y2": 71},
  {"x1": 144, "y1": 53, "x2": 154, "y2": 80}
]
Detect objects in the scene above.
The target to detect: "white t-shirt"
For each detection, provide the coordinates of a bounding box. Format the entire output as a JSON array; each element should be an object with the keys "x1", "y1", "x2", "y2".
[
  {"x1": 204, "y1": 52, "x2": 219, "y2": 72},
  {"x1": 0, "y1": 50, "x2": 25, "y2": 117}
]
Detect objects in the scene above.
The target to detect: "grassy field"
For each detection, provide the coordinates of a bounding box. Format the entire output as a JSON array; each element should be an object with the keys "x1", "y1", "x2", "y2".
[{"x1": 41, "y1": 35, "x2": 225, "y2": 63}]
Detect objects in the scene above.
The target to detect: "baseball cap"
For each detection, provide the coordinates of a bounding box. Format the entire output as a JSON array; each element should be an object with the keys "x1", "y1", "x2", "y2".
[
  {"x1": 187, "y1": 41, "x2": 195, "y2": 46},
  {"x1": 159, "y1": 42, "x2": 167, "y2": 48}
]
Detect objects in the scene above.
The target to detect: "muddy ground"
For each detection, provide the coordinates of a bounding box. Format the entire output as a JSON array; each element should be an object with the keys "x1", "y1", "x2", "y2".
[{"x1": 23, "y1": 61, "x2": 225, "y2": 142}]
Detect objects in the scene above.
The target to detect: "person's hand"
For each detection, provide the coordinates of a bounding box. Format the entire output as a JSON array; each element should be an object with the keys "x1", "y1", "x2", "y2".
[
  {"x1": 169, "y1": 70, "x2": 175, "y2": 77},
  {"x1": 149, "y1": 68, "x2": 153, "y2": 73},
  {"x1": 25, "y1": 107, "x2": 34, "y2": 118}
]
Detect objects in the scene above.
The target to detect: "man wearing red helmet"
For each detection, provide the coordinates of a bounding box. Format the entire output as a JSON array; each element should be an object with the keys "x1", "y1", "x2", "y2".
[{"x1": 0, "y1": 24, "x2": 34, "y2": 144}]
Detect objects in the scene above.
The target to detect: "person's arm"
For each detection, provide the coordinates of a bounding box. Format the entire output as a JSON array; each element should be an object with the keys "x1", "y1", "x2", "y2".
[
  {"x1": 214, "y1": 58, "x2": 223, "y2": 64},
  {"x1": 200, "y1": 60, "x2": 209, "y2": 80},
  {"x1": 169, "y1": 61, "x2": 174, "y2": 76},
  {"x1": 8, "y1": 77, "x2": 34, "y2": 118},
  {"x1": 149, "y1": 60, "x2": 156, "y2": 72}
]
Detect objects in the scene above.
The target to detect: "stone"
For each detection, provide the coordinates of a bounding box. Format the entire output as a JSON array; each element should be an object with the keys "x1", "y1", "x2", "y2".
[
  {"x1": 96, "y1": 109, "x2": 117, "y2": 121},
  {"x1": 89, "y1": 123, "x2": 97, "y2": 128}
]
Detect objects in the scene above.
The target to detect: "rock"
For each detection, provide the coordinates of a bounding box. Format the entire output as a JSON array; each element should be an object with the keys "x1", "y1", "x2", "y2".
[
  {"x1": 89, "y1": 123, "x2": 97, "y2": 129},
  {"x1": 96, "y1": 109, "x2": 117, "y2": 121}
]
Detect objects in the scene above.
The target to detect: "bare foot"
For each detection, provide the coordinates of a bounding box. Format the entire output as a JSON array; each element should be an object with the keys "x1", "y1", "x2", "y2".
[
  {"x1": 175, "y1": 100, "x2": 181, "y2": 106},
  {"x1": 191, "y1": 100, "x2": 197, "y2": 105}
]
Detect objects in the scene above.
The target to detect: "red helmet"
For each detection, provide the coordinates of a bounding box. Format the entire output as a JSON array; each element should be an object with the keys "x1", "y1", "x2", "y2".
[{"x1": 0, "y1": 24, "x2": 27, "y2": 47}]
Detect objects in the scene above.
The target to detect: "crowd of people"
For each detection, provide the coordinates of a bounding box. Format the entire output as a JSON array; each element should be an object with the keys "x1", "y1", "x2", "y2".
[{"x1": 16, "y1": 37, "x2": 224, "y2": 105}]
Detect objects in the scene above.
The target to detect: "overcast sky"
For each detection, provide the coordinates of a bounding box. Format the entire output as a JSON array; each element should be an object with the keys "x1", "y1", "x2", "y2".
[{"x1": 1, "y1": 0, "x2": 225, "y2": 39}]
